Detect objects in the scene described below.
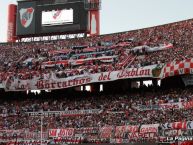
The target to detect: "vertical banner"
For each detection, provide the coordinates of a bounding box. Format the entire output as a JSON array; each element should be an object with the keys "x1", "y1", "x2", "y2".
[
  {"x1": 89, "y1": 10, "x2": 100, "y2": 36},
  {"x1": 7, "y1": 4, "x2": 17, "y2": 42}
]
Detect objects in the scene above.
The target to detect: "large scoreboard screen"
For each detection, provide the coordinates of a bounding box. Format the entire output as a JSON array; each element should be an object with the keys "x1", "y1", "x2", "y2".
[
  {"x1": 41, "y1": 9, "x2": 74, "y2": 26},
  {"x1": 16, "y1": 0, "x2": 88, "y2": 36}
]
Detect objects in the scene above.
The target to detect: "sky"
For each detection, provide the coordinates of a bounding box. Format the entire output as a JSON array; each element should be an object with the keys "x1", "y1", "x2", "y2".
[{"x1": 0, "y1": 0, "x2": 193, "y2": 42}]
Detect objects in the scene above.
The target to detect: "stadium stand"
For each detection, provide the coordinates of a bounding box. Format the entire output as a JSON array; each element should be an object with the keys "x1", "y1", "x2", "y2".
[
  {"x1": 0, "y1": 19, "x2": 193, "y2": 144},
  {"x1": 0, "y1": 87, "x2": 193, "y2": 130},
  {"x1": 0, "y1": 86, "x2": 193, "y2": 144},
  {"x1": 0, "y1": 19, "x2": 192, "y2": 81}
]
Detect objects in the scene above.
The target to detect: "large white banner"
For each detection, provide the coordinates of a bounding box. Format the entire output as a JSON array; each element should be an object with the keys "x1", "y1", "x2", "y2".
[
  {"x1": 3, "y1": 64, "x2": 164, "y2": 91},
  {"x1": 131, "y1": 43, "x2": 173, "y2": 53}
]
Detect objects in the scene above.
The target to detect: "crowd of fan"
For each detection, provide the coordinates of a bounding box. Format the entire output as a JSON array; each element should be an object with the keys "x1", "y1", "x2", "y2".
[
  {"x1": 0, "y1": 87, "x2": 192, "y2": 132},
  {"x1": 0, "y1": 19, "x2": 192, "y2": 81}
]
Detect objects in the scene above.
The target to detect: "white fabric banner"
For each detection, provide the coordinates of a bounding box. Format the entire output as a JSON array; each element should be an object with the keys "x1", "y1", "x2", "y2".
[
  {"x1": 3, "y1": 64, "x2": 164, "y2": 91},
  {"x1": 140, "y1": 124, "x2": 159, "y2": 133},
  {"x1": 137, "y1": 101, "x2": 193, "y2": 111},
  {"x1": 27, "y1": 109, "x2": 102, "y2": 116},
  {"x1": 131, "y1": 43, "x2": 173, "y2": 53}
]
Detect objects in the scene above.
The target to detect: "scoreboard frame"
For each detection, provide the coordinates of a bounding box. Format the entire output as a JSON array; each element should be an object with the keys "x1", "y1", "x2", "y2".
[
  {"x1": 16, "y1": 0, "x2": 88, "y2": 37},
  {"x1": 7, "y1": 0, "x2": 101, "y2": 42}
]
